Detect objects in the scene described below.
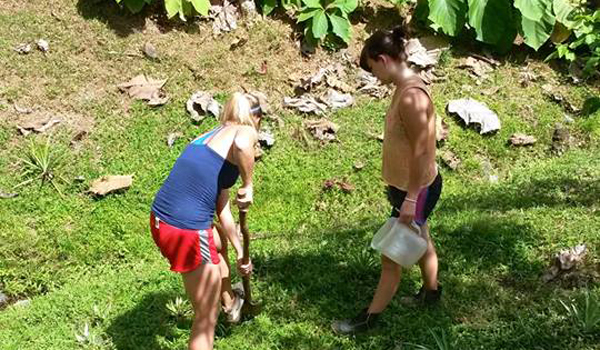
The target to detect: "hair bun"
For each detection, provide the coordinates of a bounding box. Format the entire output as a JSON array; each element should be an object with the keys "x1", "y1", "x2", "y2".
[{"x1": 391, "y1": 26, "x2": 406, "y2": 44}]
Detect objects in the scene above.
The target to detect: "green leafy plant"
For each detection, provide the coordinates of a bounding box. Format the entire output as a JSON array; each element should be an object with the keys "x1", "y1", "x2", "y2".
[
  {"x1": 561, "y1": 292, "x2": 600, "y2": 333},
  {"x1": 166, "y1": 296, "x2": 193, "y2": 320},
  {"x1": 14, "y1": 138, "x2": 67, "y2": 197},
  {"x1": 114, "y1": 0, "x2": 210, "y2": 19},
  {"x1": 296, "y1": 0, "x2": 358, "y2": 46},
  {"x1": 402, "y1": 328, "x2": 453, "y2": 350},
  {"x1": 416, "y1": 0, "x2": 577, "y2": 51},
  {"x1": 261, "y1": 0, "x2": 303, "y2": 15},
  {"x1": 547, "y1": 9, "x2": 600, "y2": 76}
]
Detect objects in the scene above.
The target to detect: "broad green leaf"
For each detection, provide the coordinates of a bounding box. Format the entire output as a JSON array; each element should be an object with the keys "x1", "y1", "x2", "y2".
[
  {"x1": 190, "y1": 0, "x2": 210, "y2": 16},
  {"x1": 165, "y1": 0, "x2": 183, "y2": 18},
  {"x1": 298, "y1": 9, "x2": 320, "y2": 22},
  {"x1": 311, "y1": 10, "x2": 328, "y2": 39},
  {"x1": 262, "y1": 0, "x2": 277, "y2": 15},
  {"x1": 514, "y1": 0, "x2": 548, "y2": 21},
  {"x1": 468, "y1": 0, "x2": 516, "y2": 47},
  {"x1": 550, "y1": 21, "x2": 572, "y2": 43},
  {"x1": 521, "y1": 1, "x2": 555, "y2": 50},
  {"x1": 553, "y1": 0, "x2": 574, "y2": 25},
  {"x1": 428, "y1": 0, "x2": 467, "y2": 36},
  {"x1": 415, "y1": 0, "x2": 429, "y2": 22},
  {"x1": 282, "y1": 0, "x2": 301, "y2": 10},
  {"x1": 181, "y1": 0, "x2": 192, "y2": 18},
  {"x1": 124, "y1": 0, "x2": 146, "y2": 13},
  {"x1": 329, "y1": 13, "x2": 351, "y2": 43},
  {"x1": 303, "y1": 0, "x2": 323, "y2": 9},
  {"x1": 332, "y1": 0, "x2": 358, "y2": 13}
]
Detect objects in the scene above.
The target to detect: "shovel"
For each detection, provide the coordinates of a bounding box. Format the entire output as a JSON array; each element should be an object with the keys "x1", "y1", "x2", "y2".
[{"x1": 237, "y1": 189, "x2": 262, "y2": 318}]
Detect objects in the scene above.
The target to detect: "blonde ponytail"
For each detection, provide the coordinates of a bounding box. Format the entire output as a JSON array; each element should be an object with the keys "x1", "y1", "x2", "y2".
[{"x1": 220, "y1": 92, "x2": 258, "y2": 128}]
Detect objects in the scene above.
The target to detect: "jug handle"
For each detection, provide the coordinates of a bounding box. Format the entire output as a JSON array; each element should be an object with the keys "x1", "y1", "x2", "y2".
[{"x1": 409, "y1": 221, "x2": 422, "y2": 236}]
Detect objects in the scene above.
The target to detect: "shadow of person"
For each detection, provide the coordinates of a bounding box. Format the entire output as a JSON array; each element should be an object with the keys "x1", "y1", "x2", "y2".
[{"x1": 106, "y1": 291, "x2": 184, "y2": 350}]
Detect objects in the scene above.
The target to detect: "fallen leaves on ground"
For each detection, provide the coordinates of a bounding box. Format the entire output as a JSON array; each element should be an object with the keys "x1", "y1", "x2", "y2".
[
  {"x1": 17, "y1": 113, "x2": 61, "y2": 135},
  {"x1": 0, "y1": 191, "x2": 18, "y2": 199},
  {"x1": 356, "y1": 71, "x2": 390, "y2": 98},
  {"x1": 142, "y1": 42, "x2": 158, "y2": 59},
  {"x1": 322, "y1": 179, "x2": 355, "y2": 193},
  {"x1": 551, "y1": 123, "x2": 571, "y2": 155},
  {"x1": 406, "y1": 36, "x2": 449, "y2": 68},
  {"x1": 458, "y1": 56, "x2": 495, "y2": 80},
  {"x1": 543, "y1": 244, "x2": 587, "y2": 283},
  {"x1": 210, "y1": 0, "x2": 238, "y2": 36},
  {"x1": 436, "y1": 117, "x2": 449, "y2": 142},
  {"x1": 89, "y1": 175, "x2": 133, "y2": 196},
  {"x1": 36, "y1": 39, "x2": 49, "y2": 53},
  {"x1": 186, "y1": 92, "x2": 221, "y2": 122},
  {"x1": 353, "y1": 161, "x2": 365, "y2": 170},
  {"x1": 439, "y1": 150, "x2": 461, "y2": 170},
  {"x1": 303, "y1": 118, "x2": 339, "y2": 142},
  {"x1": 258, "y1": 128, "x2": 275, "y2": 148},
  {"x1": 509, "y1": 133, "x2": 537, "y2": 146},
  {"x1": 167, "y1": 132, "x2": 183, "y2": 147},
  {"x1": 14, "y1": 43, "x2": 31, "y2": 54},
  {"x1": 321, "y1": 89, "x2": 354, "y2": 110},
  {"x1": 117, "y1": 75, "x2": 168, "y2": 106},
  {"x1": 447, "y1": 99, "x2": 501, "y2": 134},
  {"x1": 14, "y1": 104, "x2": 32, "y2": 114},
  {"x1": 283, "y1": 96, "x2": 327, "y2": 115}
]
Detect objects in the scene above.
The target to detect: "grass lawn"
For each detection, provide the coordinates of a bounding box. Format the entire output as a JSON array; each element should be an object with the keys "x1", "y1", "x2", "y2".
[{"x1": 1, "y1": 1, "x2": 599, "y2": 349}]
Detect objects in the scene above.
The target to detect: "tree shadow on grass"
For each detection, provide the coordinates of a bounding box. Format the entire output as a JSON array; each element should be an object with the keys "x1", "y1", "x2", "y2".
[{"x1": 76, "y1": 0, "x2": 201, "y2": 38}]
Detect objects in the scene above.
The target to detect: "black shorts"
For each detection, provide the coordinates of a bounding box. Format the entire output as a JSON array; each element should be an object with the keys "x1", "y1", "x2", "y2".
[{"x1": 387, "y1": 173, "x2": 442, "y2": 226}]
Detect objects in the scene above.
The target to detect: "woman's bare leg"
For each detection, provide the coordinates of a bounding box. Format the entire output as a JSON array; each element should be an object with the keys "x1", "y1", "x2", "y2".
[
  {"x1": 182, "y1": 263, "x2": 221, "y2": 350},
  {"x1": 368, "y1": 255, "x2": 402, "y2": 313},
  {"x1": 418, "y1": 223, "x2": 438, "y2": 290}
]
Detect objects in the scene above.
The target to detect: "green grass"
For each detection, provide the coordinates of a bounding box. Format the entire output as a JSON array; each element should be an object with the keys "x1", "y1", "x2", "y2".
[{"x1": 1, "y1": 1, "x2": 600, "y2": 350}]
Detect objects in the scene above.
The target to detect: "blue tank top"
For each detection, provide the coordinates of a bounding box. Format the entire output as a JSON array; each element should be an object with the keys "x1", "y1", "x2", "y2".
[{"x1": 151, "y1": 127, "x2": 240, "y2": 230}]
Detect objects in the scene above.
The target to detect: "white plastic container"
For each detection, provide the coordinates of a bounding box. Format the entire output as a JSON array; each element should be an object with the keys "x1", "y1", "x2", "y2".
[{"x1": 371, "y1": 218, "x2": 427, "y2": 268}]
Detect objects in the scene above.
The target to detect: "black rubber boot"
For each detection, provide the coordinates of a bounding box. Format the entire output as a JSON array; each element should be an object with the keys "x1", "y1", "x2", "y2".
[
  {"x1": 400, "y1": 285, "x2": 442, "y2": 306},
  {"x1": 331, "y1": 308, "x2": 380, "y2": 335}
]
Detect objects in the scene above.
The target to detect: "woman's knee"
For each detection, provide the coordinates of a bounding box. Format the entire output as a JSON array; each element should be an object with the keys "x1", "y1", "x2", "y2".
[{"x1": 381, "y1": 255, "x2": 401, "y2": 273}]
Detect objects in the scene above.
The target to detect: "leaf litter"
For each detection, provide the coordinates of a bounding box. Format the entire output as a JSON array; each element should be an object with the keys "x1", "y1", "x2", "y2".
[
  {"x1": 210, "y1": 0, "x2": 238, "y2": 36},
  {"x1": 89, "y1": 175, "x2": 133, "y2": 197},
  {"x1": 509, "y1": 133, "x2": 537, "y2": 146},
  {"x1": 142, "y1": 42, "x2": 158, "y2": 59},
  {"x1": 186, "y1": 92, "x2": 221, "y2": 122},
  {"x1": 17, "y1": 113, "x2": 61, "y2": 135},
  {"x1": 167, "y1": 132, "x2": 183, "y2": 147},
  {"x1": 303, "y1": 118, "x2": 339, "y2": 142},
  {"x1": 542, "y1": 244, "x2": 587, "y2": 283},
  {"x1": 447, "y1": 99, "x2": 501, "y2": 134},
  {"x1": 117, "y1": 75, "x2": 168, "y2": 106}
]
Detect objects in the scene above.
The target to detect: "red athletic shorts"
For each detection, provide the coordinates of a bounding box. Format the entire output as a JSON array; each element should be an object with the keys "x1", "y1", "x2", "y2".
[{"x1": 150, "y1": 212, "x2": 220, "y2": 273}]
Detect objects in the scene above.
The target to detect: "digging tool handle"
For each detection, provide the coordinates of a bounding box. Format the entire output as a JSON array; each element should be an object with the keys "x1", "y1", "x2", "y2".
[{"x1": 238, "y1": 189, "x2": 252, "y2": 304}]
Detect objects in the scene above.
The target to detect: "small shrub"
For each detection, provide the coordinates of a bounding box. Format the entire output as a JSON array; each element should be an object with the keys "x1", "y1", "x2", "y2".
[
  {"x1": 297, "y1": 0, "x2": 358, "y2": 45},
  {"x1": 561, "y1": 292, "x2": 600, "y2": 333},
  {"x1": 114, "y1": 0, "x2": 211, "y2": 19},
  {"x1": 14, "y1": 138, "x2": 67, "y2": 197}
]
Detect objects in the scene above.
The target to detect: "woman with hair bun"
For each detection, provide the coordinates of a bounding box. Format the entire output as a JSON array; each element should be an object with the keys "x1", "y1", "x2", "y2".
[
  {"x1": 150, "y1": 92, "x2": 262, "y2": 349},
  {"x1": 332, "y1": 27, "x2": 443, "y2": 335}
]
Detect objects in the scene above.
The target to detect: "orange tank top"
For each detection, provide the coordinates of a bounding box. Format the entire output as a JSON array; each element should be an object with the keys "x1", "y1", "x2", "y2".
[{"x1": 382, "y1": 76, "x2": 438, "y2": 191}]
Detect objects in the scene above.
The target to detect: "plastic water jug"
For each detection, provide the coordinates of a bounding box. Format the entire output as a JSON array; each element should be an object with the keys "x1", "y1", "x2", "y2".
[{"x1": 371, "y1": 218, "x2": 427, "y2": 268}]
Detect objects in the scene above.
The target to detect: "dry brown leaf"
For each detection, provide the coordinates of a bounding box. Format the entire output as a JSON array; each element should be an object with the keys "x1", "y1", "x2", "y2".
[
  {"x1": 256, "y1": 61, "x2": 267, "y2": 75},
  {"x1": 117, "y1": 75, "x2": 168, "y2": 106},
  {"x1": 36, "y1": 39, "x2": 49, "y2": 53},
  {"x1": 167, "y1": 132, "x2": 183, "y2": 147},
  {"x1": 436, "y1": 117, "x2": 449, "y2": 142},
  {"x1": 303, "y1": 118, "x2": 339, "y2": 142},
  {"x1": 229, "y1": 37, "x2": 248, "y2": 50},
  {"x1": 14, "y1": 43, "x2": 31, "y2": 54},
  {"x1": 0, "y1": 191, "x2": 18, "y2": 199},
  {"x1": 509, "y1": 133, "x2": 537, "y2": 146},
  {"x1": 17, "y1": 114, "x2": 61, "y2": 135},
  {"x1": 458, "y1": 56, "x2": 494, "y2": 79},
  {"x1": 323, "y1": 179, "x2": 336, "y2": 190},
  {"x1": 337, "y1": 181, "x2": 355, "y2": 193},
  {"x1": 143, "y1": 42, "x2": 158, "y2": 59},
  {"x1": 71, "y1": 130, "x2": 88, "y2": 145},
  {"x1": 353, "y1": 161, "x2": 365, "y2": 170},
  {"x1": 89, "y1": 175, "x2": 133, "y2": 196},
  {"x1": 481, "y1": 86, "x2": 500, "y2": 96},
  {"x1": 440, "y1": 150, "x2": 461, "y2": 170},
  {"x1": 14, "y1": 104, "x2": 32, "y2": 114}
]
